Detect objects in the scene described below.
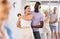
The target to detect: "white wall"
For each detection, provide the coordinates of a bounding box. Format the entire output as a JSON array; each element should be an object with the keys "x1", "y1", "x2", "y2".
[
  {"x1": 8, "y1": 0, "x2": 27, "y2": 39},
  {"x1": 9, "y1": 0, "x2": 19, "y2": 39},
  {"x1": 26, "y1": 0, "x2": 59, "y2": 1},
  {"x1": 58, "y1": 20, "x2": 60, "y2": 33}
]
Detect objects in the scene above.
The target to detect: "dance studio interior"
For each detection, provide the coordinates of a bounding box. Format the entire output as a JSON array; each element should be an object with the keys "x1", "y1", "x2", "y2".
[{"x1": 0, "y1": 0, "x2": 60, "y2": 39}]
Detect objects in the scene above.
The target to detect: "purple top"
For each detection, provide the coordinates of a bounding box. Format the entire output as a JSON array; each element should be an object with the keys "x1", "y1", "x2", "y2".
[{"x1": 31, "y1": 11, "x2": 44, "y2": 32}]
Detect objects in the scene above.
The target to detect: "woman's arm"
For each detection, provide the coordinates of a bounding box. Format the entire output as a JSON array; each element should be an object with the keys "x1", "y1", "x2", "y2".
[
  {"x1": 17, "y1": 18, "x2": 21, "y2": 28},
  {"x1": 44, "y1": 16, "x2": 50, "y2": 22},
  {"x1": 0, "y1": 26, "x2": 4, "y2": 39},
  {"x1": 0, "y1": 30, "x2": 4, "y2": 39}
]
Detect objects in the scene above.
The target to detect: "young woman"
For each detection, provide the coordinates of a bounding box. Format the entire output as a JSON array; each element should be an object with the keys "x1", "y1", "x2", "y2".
[
  {"x1": 17, "y1": 5, "x2": 34, "y2": 39},
  {"x1": 41, "y1": 10, "x2": 51, "y2": 39},
  {"x1": 0, "y1": 0, "x2": 10, "y2": 39}
]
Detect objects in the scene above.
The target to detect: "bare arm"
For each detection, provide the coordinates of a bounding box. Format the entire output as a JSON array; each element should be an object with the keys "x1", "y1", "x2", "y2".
[
  {"x1": 31, "y1": 21, "x2": 44, "y2": 28},
  {"x1": 17, "y1": 18, "x2": 21, "y2": 28},
  {"x1": 49, "y1": 19, "x2": 58, "y2": 24},
  {"x1": 44, "y1": 16, "x2": 50, "y2": 23},
  {"x1": 0, "y1": 30, "x2": 4, "y2": 39}
]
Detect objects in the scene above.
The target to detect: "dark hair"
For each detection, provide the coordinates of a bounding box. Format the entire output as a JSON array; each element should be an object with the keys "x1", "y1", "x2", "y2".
[
  {"x1": 24, "y1": 5, "x2": 30, "y2": 10},
  {"x1": 2, "y1": 0, "x2": 7, "y2": 4},
  {"x1": 34, "y1": 2, "x2": 41, "y2": 12},
  {"x1": 36, "y1": 2, "x2": 41, "y2": 5},
  {"x1": 17, "y1": 13, "x2": 21, "y2": 17}
]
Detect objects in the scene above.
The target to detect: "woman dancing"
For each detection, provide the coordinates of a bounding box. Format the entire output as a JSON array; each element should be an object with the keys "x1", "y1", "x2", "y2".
[
  {"x1": 17, "y1": 5, "x2": 34, "y2": 39},
  {"x1": 41, "y1": 10, "x2": 51, "y2": 39}
]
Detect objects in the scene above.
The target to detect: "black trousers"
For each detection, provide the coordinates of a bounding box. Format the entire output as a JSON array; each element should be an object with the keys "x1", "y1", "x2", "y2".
[{"x1": 33, "y1": 31, "x2": 41, "y2": 39}]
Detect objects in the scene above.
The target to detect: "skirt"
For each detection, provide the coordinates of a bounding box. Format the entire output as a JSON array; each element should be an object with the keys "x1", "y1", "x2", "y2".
[
  {"x1": 19, "y1": 27, "x2": 35, "y2": 39},
  {"x1": 39, "y1": 24, "x2": 51, "y2": 39}
]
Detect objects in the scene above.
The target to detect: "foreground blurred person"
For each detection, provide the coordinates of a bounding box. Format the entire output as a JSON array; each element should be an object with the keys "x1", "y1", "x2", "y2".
[
  {"x1": 17, "y1": 5, "x2": 34, "y2": 39},
  {"x1": 0, "y1": 0, "x2": 11, "y2": 39},
  {"x1": 49, "y1": 7, "x2": 58, "y2": 39}
]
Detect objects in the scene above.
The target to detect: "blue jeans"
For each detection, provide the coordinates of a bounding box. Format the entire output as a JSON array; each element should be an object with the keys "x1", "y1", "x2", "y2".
[
  {"x1": 4, "y1": 26, "x2": 12, "y2": 39},
  {"x1": 33, "y1": 31, "x2": 41, "y2": 39}
]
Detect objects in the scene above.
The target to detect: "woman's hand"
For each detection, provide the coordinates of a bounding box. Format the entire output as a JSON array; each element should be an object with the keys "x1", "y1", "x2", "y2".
[{"x1": 0, "y1": 29, "x2": 5, "y2": 39}]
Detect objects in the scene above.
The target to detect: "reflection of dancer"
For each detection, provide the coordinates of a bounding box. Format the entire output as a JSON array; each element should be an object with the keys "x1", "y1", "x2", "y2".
[
  {"x1": 41, "y1": 10, "x2": 51, "y2": 39},
  {"x1": 31, "y1": 2, "x2": 44, "y2": 39},
  {"x1": 49, "y1": 7, "x2": 58, "y2": 39},
  {"x1": 0, "y1": 0, "x2": 10, "y2": 39},
  {"x1": 17, "y1": 5, "x2": 34, "y2": 39}
]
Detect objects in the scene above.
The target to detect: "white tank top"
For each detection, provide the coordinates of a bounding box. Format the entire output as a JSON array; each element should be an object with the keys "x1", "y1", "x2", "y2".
[
  {"x1": 44, "y1": 17, "x2": 50, "y2": 28},
  {"x1": 20, "y1": 18, "x2": 32, "y2": 27}
]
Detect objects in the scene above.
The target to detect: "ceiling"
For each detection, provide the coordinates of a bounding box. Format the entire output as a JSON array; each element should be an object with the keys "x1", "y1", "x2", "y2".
[{"x1": 26, "y1": 0, "x2": 59, "y2": 1}]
